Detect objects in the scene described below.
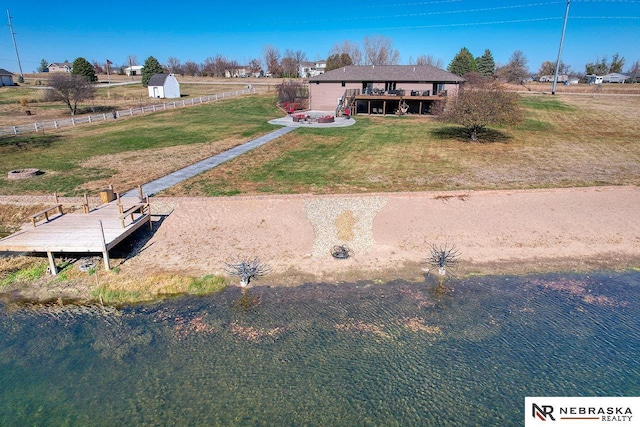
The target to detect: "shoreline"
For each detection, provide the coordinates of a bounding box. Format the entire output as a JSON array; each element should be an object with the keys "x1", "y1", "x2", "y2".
[{"x1": 2, "y1": 186, "x2": 640, "y2": 305}]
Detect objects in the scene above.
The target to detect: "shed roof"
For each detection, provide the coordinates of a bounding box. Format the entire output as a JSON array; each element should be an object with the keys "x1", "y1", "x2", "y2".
[
  {"x1": 148, "y1": 73, "x2": 169, "y2": 86},
  {"x1": 310, "y1": 65, "x2": 465, "y2": 83},
  {"x1": 0, "y1": 68, "x2": 13, "y2": 76}
]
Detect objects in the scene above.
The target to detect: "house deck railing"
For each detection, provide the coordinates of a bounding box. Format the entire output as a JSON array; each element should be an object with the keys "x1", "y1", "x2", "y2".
[{"x1": 0, "y1": 88, "x2": 257, "y2": 137}]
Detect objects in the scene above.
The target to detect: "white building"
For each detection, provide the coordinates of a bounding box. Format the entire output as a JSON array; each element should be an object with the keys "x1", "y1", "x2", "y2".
[
  {"x1": 299, "y1": 60, "x2": 326, "y2": 78},
  {"x1": 124, "y1": 65, "x2": 143, "y2": 76},
  {"x1": 147, "y1": 73, "x2": 180, "y2": 99},
  {"x1": 0, "y1": 69, "x2": 15, "y2": 86}
]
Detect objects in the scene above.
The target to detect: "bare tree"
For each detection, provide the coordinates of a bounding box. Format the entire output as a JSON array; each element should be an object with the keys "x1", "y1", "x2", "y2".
[
  {"x1": 127, "y1": 54, "x2": 138, "y2": 67},
  {"x1": 363, "y1": 35, "x2": 400, "y2": 66},
  {"x1": 281, "y1": 56, "x2": 298, "y2": 77},
  {"x1": 496, "y1": 50, "x2": 529, "y2": 83},
  {"x1": 263, "y1": 45, "x2": 281, "y2": 76},
  {"x1": 91, "y1": 60, "x2": 104, "y2": 74},
  {"x1": 201, "y1": 57, "x2": 215, "y2": 76},
  {"x1": 167, "y1": 57, "x2": 183, "y2": 75},
  {"x1": 248, "y1": 58, "x2": 262, "y2": 77},
  {"x1": 276, "y1": 79, "x2": 308, "y2": 105},
  {"x1": 538, "y1": 60, "x2": 570, "y2": 77},
  {"x1": 437, "y1": 80, "x2": 524, "y2": 142},
  {"x1": 416, "y1": 54, "x2": 444, "y2": 68},
  {"x1": 330, "y1": 40, "x2": 363, "y2": 65},
  {"x1": 44, "y1": 74, "x2": 96, "y2": 115},
  {"x1": 283, "y1": 49, "x2": 307, "y2": 77},
  {"x1": 183, "y1": 60, "x2": 200, "y2": 76}
]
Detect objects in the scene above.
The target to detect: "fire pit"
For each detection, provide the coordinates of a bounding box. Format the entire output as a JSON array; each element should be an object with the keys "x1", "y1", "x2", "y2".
[
  {"x1": 7, "y1": 168, "x2": 41, "y2": 180},
  {"x1": 292, "y1": 113, "x2": 334, "y2": 124}
]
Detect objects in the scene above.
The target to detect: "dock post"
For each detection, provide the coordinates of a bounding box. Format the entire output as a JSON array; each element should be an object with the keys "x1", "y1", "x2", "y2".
[
  {"x1": 137, "y1": 185, "x2": 143, "y2": 200},
  {"x1": 47, "y1": 252, "x2": 58, "y2": 275},
  {"x1": 98, "y1": 220, "x2": 111, "y2": 271}
]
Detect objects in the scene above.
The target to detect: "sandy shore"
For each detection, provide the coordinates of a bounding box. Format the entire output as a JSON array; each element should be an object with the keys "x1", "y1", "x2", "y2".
[{"x1": 119, "y1": 186, "x2": 640, "y2": 285}]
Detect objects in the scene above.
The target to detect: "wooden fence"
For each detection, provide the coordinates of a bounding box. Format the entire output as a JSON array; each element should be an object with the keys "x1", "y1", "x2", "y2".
[{"x1": 0, "y1": 88, "x2": 257, "y2": 137}]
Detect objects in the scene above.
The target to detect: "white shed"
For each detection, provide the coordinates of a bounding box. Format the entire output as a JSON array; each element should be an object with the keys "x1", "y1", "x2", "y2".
[
  {"x1": 147, "y1": 73, "x2": 180, "y2": 99},
  {"x1": 0, "y1": 69, "x2": 15, "y2": 86}
]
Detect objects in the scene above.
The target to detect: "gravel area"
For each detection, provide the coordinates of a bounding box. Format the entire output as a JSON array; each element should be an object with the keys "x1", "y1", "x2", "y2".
[{"x1": 305, "y1": 197, "x2": 387, "y2": 258}]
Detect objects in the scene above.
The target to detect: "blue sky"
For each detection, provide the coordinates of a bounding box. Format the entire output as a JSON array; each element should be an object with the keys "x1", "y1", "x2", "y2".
[{"x1": 1, "y1": 0, "x2": 638, "y2": 75}]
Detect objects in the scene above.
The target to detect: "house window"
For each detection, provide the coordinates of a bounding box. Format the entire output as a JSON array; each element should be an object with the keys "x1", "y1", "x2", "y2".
[
  {"x1": 385, "y1": 82, "x2": 397, "y2": 91},
  {"x1": 341, "y1": 81, "x2": 345, "y2": 87}
]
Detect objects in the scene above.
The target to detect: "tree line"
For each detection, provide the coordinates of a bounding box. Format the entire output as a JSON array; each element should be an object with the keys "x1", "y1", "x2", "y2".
[{"x1": 38, "y1": 34, "x2": 638, "y2": 83}]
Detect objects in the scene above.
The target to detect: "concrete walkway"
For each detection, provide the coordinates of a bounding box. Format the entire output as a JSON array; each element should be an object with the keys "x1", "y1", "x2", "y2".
[{"x1": 123, "y1": 126, "x2": 295, "y2": 197}]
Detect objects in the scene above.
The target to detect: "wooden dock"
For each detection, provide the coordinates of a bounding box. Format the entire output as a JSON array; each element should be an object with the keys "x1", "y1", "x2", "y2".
[{"x1": 0, "y1": 197, "x2": 151, "y2": 274}]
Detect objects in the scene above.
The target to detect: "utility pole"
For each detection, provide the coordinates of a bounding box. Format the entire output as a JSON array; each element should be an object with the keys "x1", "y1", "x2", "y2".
[
  {"x1": 7, "y1": 9, "x2": 24, "y2": 80},
  {"x1": 552, "y1": 0, "x2": 571, "y2": 95}
]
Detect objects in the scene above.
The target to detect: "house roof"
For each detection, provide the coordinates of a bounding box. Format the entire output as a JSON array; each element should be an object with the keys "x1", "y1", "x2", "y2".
[
  {"x1": 0, "y1": 68, "x2": 13, "y2": 76},
  {"x1": 148, "y1": 73, "x2": 170, "y2": 86},
  {"x1": 310, "y1": 65, "x2": 465, "y2": 83},
  {"x1": 602, "y1": 73, "x2": 629, "y2": 79},
  {"x1": 48, "y1": 62, "x2": 72, "y2": 68}
]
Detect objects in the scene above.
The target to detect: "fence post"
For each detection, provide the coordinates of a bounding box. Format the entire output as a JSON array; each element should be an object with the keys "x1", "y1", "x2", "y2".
[
  {"x1": 129, "y1": 108, "x2": 133, "y2": 116},
  {"x1": 88, "y1": 116, "x2": 92, "y2": 123},
  {"x1": 163, "y1": 103, "x2": 166, "y2": 110},
  {"x1": 103, "y1": 113, "x2": 106, "y2": 120},
  {"x1": 34, "y1": 123, "x2": 39, "y2": 132},
  {"x1": 72, "y1": 118, "x2": 76, "y2": 126},
  {"x1": 54, "y1": 121, "x2": 58, "y2": 129},
  {"x1": 153, "y1": 105, "x2": 156, "y2": 112},
  {"x1": 13, "y1": 126, "x2": 17, "y2": 135},
  {"x1": 215, "y1": 94, "x2": 218, "y2": 100}
]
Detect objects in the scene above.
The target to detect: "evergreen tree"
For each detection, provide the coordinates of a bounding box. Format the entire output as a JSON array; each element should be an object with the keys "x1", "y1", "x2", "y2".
[
  {"x1": 475, "y1": 49, "x2": 495, "y2": 77},
  {"x1": 71, "y1": 57, "x2": 97, "y2": 82},
  {"x1": 38, "y1": 59, "x2": 49, "y2": 73},
  {"x1": 447, "y1": 48, "x2": 476, "y2": 77},
  {"x1": 141, "y1": 56, "x2": 164, "y2": 87}
]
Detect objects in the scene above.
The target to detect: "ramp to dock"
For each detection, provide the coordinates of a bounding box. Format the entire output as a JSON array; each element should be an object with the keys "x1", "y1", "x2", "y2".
[{"x1": 0, "y1": 197, "x2": 150, "y2": 274}]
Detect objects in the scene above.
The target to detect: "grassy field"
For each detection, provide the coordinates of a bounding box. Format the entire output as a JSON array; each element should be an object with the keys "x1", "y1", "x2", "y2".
[
  {"x1": 165, "y1": 93, "x2": 640, "y2": 196},
  {"x1": 0, "y1": 90, "x2": 639, "y2": 199},
  {"x1": 0, "y1": 77, "x2": 259, "y2": 126},
  {"x1": 0, "y1": 94, "x2": 282, "y2": 195}
]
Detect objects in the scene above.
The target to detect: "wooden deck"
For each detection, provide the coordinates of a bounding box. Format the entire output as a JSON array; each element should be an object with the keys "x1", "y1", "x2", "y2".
[{"x1": 0, "y1": 197, "x2": 151, "y2": 274}]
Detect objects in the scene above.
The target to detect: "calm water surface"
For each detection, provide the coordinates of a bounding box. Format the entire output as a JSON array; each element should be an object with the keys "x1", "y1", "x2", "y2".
[{"x1": 1, "y1": 272, "x2": 639, "y2": 426}]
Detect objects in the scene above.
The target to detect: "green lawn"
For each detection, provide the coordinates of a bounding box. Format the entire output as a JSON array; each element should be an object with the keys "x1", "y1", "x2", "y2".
[
  {"x1": 166, "y1": 94, "x2": 640, "y2": 195},
  {"x1": 0, "y1": 94, "x2": 282, "y2": 195},
  {"x1": 1, "y1": 92, "x2": 639, "y2": 197}
]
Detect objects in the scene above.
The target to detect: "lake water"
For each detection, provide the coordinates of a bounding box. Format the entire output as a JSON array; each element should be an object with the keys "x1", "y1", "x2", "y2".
[{"x1": 1, "y1": 271, "x2": 639, "y2": 426}]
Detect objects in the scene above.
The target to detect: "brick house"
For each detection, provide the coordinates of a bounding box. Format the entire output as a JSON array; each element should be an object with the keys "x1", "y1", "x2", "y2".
[{"x1": 308, "y1": 65, "x2": 464, "y2": 115}]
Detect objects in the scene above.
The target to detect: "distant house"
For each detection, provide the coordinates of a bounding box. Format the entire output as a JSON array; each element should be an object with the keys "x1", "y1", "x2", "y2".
[
  {"x1": 602, "y1": 73, "x2": 629, "y2": 83},
  {"x1": 125, "y1": 65, "x2": 143, "y2": 76},
  {"x1": 225, "y1": 66, "x2": 250, "y2": 78},
  {"x1": 48, "y1": 62, "x2": 72, "y2": 73},
  {"x1": 148, "y1": 73, "x2": 180, "y2": 98},
  {"x1": 308, "y1": 65, "x2": 464, "y2": 115},
  {"x1": 299, "y1": 61, "x2": 326, "y2": 78},
  {"x1": 538, "y1": 74, "x2": 569, "y2": 82},
  {"x1": 0, "y1": 69, "x2": 15, "y2": 86}
]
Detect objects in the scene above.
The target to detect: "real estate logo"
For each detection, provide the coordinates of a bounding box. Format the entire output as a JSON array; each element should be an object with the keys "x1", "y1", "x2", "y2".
[{"x1": 525, "y1": 397, "x2": 638, "y2": 426}]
